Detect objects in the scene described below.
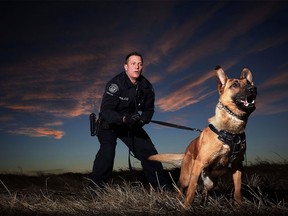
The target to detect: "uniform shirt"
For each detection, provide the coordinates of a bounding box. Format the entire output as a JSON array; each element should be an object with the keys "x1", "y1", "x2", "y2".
[{"x1": 100, "y1": 71, "x2": 155, "y2": 126}]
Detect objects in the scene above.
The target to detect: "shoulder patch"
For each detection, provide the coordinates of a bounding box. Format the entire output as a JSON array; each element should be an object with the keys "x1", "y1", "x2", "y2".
[{"x1": 108, "y1": 83, "x2": 119, "y2": 94}]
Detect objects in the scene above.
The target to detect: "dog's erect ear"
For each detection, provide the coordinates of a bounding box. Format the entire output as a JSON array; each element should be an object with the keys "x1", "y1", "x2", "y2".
[
  {"x1": 240, "y1": 68, "x2": 254, "y2": 85},
  {"x1": 215, "y1": 65, "x2": 227, "y2": 94}
]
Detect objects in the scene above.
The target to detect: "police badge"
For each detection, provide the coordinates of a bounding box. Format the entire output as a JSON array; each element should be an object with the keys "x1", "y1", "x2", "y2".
[{"x1": 108, "y1": 83, "x2": 119, "y2": 94}]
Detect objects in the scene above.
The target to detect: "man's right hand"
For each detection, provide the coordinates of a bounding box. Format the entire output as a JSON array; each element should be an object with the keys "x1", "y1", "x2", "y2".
[{"x1": 123, "y1": 113, "x2": 142, "y2": 127}]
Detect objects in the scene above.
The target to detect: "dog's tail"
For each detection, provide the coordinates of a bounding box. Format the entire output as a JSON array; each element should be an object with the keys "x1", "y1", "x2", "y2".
[{"x1": 148, "y1": 153, "x2": 184, "y2": 167}]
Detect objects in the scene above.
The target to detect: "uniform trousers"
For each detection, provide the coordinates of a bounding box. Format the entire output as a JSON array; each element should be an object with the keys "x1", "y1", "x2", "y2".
[{"x1": 91, "y1": 126, "x2": 169, "y2": 189}]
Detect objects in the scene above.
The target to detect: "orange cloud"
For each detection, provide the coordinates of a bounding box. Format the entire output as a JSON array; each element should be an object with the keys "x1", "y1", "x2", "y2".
[
  {"x1": 155, "y1": 65, "x2": 251, "y2": 112},
  {"x1": 156, "y1": 70, "x2": 216, "y2": 112},
  {"x1": 9, "y1": 127, "x2": 65, "y2": 139},
  {"x1": 4, "y1": 104, "x2": 44, "y2": 112},
  {"x1": 0, "y1": 52, "x2": 106, "y2": 118},
  {"x1": 44, "y1": 121, "x2": 63, "y2": 127}
]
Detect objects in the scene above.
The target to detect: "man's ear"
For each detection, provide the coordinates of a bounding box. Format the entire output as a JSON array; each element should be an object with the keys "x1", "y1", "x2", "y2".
[{"x1": 124, "y1": 64, "x2": 128, "y2": 71}]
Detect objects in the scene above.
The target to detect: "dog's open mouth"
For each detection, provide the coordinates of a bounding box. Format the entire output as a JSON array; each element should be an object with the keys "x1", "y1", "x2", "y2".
[{"x1": 240, "y1": 95, "x2": 256, "y2": 107}]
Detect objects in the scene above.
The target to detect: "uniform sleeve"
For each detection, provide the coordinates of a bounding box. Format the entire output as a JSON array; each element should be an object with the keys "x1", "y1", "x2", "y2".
[{"x1": 100, "y1": 82, "x2": 123, "y2": 125}]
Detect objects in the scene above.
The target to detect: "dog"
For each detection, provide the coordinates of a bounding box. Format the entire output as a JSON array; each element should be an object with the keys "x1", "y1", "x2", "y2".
[{"x1": 149, "y1": 66, "x2": 257, "y2": 207}]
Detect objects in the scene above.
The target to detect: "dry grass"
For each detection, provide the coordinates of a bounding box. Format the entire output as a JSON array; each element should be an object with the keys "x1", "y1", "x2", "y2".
[{"x1": 0, "y1": 162, "x2": 287, "y2": 216}]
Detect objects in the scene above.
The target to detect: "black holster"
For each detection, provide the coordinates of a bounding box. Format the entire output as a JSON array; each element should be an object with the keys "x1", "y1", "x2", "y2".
[{"x1": 89, "y1": 113, "x2": 101, "y2": 136}]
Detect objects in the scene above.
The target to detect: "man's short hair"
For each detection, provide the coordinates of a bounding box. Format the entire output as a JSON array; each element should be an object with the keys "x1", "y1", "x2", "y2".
[{"x1": 125, "y1": 51, "x2": 143, "y2": 64}]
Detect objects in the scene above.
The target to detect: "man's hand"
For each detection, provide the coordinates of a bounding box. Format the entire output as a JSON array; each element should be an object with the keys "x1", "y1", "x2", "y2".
[{"x1": 123, "y1": 113, "x2": 144, "y2": 128}]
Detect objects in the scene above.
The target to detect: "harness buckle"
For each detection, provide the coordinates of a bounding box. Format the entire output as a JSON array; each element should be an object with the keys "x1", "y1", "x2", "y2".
[{"x1": 232, "y1": 135, "x2": 241, "y2": 145}]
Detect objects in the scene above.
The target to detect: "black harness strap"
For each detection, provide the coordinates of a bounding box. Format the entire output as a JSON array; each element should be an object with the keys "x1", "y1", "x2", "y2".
[{"x1": 208, "y1": 124, "x2": 246, "y2": 167}]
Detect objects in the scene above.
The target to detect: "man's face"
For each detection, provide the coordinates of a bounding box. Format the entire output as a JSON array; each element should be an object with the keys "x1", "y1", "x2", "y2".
[{"x1": 124, "y1": 55, "x2": 143, "y2": 83}]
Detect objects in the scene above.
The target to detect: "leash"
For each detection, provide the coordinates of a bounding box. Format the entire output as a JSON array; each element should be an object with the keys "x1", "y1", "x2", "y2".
[{"x1": 150, "y1": 120, "x2": 202, "y2": 133}]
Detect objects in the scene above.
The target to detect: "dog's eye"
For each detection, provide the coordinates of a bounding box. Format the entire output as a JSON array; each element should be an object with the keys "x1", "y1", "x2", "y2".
[{"x1": 231, "y1": 81, "x2": 240, "y2": 88}]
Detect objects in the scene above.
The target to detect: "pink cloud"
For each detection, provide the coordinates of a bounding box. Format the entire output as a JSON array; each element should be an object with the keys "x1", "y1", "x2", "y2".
[
  {"x1": 164, "y1": 2, "x2": 279, "y2": 74},
  {"x1": 0, "y1": 52, "x2": 106, "y2": 119},
  {"x1": 44, "y1": 121, "x2": 63, "y2": 127},
  {"x1": 156, "y1": 7, "x2": 220, "y2": 56},
  {"x1": 155, "y1": 65, "x2": 257, "y2": 112},
  {"x1": 9, "y1": 127, "x2": 65, "y2": 139},
  {"x1": 3, "y1": 104, "x2": 43, "y2": 112},
  {"x1": 156, "y1": 70, "x2": 216, "y2": 112},
  {"x1": 255, "y1": 71, "x2": 288, "y2": 115},
  {"x1": 147, "y1": 74, "x2": 163, "y2": 85},
  {"x1": 248, "y1": 34, "x2": 288, "y2": 54},
  {"x1": 255, "y1": 91, "x2": 288, "y2": 115},
  {"x1": 259, "y1": 71, "x2": 288, "y2": 89}
]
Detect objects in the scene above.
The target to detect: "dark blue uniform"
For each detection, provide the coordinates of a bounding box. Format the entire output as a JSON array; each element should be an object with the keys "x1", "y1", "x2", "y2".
[{"x1": 91, "y1": 71, "x2": 169, "y2": 189}]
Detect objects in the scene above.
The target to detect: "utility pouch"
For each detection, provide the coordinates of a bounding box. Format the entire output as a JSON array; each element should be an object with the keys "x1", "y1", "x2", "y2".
[{"x1": 89, "y1": 113, "x2": 101, "y2": 136}]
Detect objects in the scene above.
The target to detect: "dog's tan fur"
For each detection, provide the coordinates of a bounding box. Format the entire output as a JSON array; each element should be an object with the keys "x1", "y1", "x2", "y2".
[{"x1": 149, "y1": 66, "x2": 257, "y2": 207}]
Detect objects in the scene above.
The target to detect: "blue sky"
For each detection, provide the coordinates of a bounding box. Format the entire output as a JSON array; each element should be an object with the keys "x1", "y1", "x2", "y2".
[{"x1": 0, "y1": 0, "x2": 287, "y2": 174}]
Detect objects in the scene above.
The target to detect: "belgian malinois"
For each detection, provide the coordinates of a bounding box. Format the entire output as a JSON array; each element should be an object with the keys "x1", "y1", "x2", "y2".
[{"x1": 149, "y1": 66, "x2": 257, "y2": 207}]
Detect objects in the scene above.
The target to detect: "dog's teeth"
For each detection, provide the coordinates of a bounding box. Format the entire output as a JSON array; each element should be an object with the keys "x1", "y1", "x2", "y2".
[
  {"x1": 242, "y1": 98, "x2": 255, "y2": 106},
  {"x1": 241, "y1": 99, "x2": 249, "y2": 106}
]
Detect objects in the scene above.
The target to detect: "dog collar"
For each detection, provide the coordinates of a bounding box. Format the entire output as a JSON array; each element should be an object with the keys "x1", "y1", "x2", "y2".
[
  {"x1": 217, "y1": 101, "x2": 247, "y2": 121},
  {"x1": 209, "y1": 124, "x2": 246, "y2": 167}
]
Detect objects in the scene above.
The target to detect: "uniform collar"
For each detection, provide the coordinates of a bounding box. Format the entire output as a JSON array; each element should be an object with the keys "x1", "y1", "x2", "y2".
[{"x1": 123, "y1": 71, "x2": 142, "y2": 89}]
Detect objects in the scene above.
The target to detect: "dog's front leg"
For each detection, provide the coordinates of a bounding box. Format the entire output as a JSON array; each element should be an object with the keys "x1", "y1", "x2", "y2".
[
  {"x1": 232, "y1": 170, "x2": 242, "y2": 205},
  {"x1": 178, "y1": 154, "x2": 193, "y2": 198},
  {"x1": 184, "y1": 160, "x2": 204, "y2": 207}
]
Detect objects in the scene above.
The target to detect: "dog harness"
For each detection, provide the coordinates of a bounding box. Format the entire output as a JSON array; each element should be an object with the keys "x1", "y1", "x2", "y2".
[{"x1": 209, "y1": 124, "x2": 246, "y2": 167}]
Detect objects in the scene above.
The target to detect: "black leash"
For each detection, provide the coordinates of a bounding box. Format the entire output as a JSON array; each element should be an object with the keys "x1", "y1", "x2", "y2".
[{"x1": 150, "y1": 120, "x2": 202, "y2": 133}]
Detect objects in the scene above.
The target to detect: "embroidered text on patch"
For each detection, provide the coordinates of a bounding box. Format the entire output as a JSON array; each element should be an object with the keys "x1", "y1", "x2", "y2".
[{"x1": 119, "y1": 97, "x2": 128, "y2": 101}]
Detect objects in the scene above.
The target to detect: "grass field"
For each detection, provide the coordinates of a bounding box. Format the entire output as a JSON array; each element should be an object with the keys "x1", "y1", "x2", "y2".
[{"x1": 0, "y1": 161, "x2": 287, "y2": 215}]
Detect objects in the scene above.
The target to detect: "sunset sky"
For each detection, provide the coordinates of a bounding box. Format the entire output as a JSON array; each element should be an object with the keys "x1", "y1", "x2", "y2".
[{"x1": 1, "y1": 0, "x2": 287, "y2": 174}]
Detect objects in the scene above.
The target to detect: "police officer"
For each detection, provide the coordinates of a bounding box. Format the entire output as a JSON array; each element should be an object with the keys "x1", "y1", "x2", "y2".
[{"x1": 91, "y1": 51, "x2": 170, "y2": 190}]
